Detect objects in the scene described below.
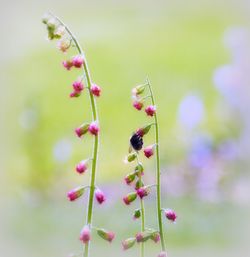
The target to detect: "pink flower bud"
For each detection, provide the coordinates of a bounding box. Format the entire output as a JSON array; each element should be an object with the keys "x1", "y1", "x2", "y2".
[
  {"x1": 132, "y1": 84, "x2": 146, "y2": 97},
  {"x1": 97, "y1": 228, "x2": 115, "y2": 242},
  {"x1": 67, "y1": 186, "x2": 85, "y2": 201},
  {"x1": 136, "y1": 124, "x2": 153, "y2": 137},
  {"x1": 158, "y1": 251, "x2": 168, "y2": 257},
  {"x1": 95, "y1": 188, "x2": 105, "y2": 204},
  {"x1": 124, "y1": 172, "x2": 136, "y2": 185},
  {"x1": 133, "y1": 100, "x2": 144, "y2": 111},
  {"x1": 123, "y1": 192, "x2": 137, "y2": 205},
  {"x1": 90, "y1": 84, "x2": 101, "y2": 97},
  {"x1": 122, "y1": 237, "x2": 136, "y2": 250},
  {"x1": 75, "y1": 160, "x2": 88, "y2": 174},
  {"x1": 72, "y1": 80, "x2": 84, "y2": 93},
  {"x1": 62, "y1": 60, "x2": 73, "y2": 70},
  {"x1": 75, "y1": 123, "x2": 90, "y2": 138},
  {"x1": 145, "y1": 105, "x2": 156, "y2": 116},
  {"x1": 88, "y1": 121, "x2": 100, "y2": 136},
  {"x1": 135, "y1": 231, "x2": 152, "y2": 243},
  {"x1": 72, "y1": 55, "x2": 84, "y2": 68},
  {"x1": 69, "y1": 91, "x2": 81, "y2": 98},
  {"x1": 79, "y1": 225, "x2": 91, "y2": 244},
  {"x1": 136, "y1": 186, "x2": 150, "y2": 199},
  {"x1": 57, "y1": 39, "x2": 70, "y2": 52},
  {"x1": 143, "y1": 145, "x2": 155, "y2": 158},
  {"x1": 150, "y1": 232, "x2": 160, "y2": 243},
  {"x1": 165, "y1": 209, "x2": 177, "y2": 222}
]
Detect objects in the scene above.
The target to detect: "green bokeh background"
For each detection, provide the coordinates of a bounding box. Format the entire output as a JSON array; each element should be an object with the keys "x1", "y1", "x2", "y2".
[{"x1": 0, "y1": 0, "x2": 250, "y2": 256}]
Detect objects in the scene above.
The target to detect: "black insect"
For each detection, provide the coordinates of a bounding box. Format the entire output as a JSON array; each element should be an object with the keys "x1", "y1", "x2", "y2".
[{"x1": 130, "y1": 132, "x2": 143, "y2": 151}]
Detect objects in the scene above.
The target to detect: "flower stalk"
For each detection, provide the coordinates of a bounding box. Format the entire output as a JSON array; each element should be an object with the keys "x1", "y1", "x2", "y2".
[
  {"x1": 42, "y1": 13, "x2": 114, "y2": 257},
  {"x1": 122, "y1": 78, "x2": 177, "y2": 257}
]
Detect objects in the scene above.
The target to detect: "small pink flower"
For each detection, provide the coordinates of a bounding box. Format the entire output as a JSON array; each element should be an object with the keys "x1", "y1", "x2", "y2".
[
  {"x1": 67, "y1": 186, "x2": 84, "y2": 201},
  {"x1": 145, "y1": 105, "x2": 156, "y2": 116},
  {"x1": 75, "y1": 123, "x2": 89, "y2": 138},
  {"x1": 69, "y1": 91, "x2": 80, "y2": 98},
  {"x1": 133, "y1": 100, "x2": 143, "y2": 110},
  {"x1": 122, "y1": 238, "x2": 136, "y2": 250},
  {"x1": 90, "y1": 84, "x2": 101, "y2": 97},
  {"x1": 165, "y1": 209, "x2": 177, "y2": 222},
  {"x1": 158, "y1": 251, "x2": 168, "y2": 257},
  {"x1": 79, "y1": 225, "x2": 91, "y2": 244},
  {"x1": 97, "y1": 228, "x2": 115, "y2": 242},
  {"x1": 143, "y1": 145, "x2": 155, "y2": 158},
  {"x1": 136, "y1": 186, "x2": 150, "y2": 199},
  {"x1": 124, "y1": 173, "x2": 136, "y2": 185},
  {"x1": 75, "y1": 160, "x2": 88, "y2": 174},
  {"x1": 72, "y1": 80, "x2": 84, "y2": 93},
  {"x1": 123, "y1": 192, "x2": 137, "y2": 205},
  {"x1": 62, "y1": 60, "x2": 73, "y2": 70},
  {"x1": 135, "y1": 232, "x2": 143, "y2": 242},
  {"x1": 72, "y1": 55, "x2": 84, "y2": 68},
  {"x1": 88, "y1": 121, "x2": 100, "y2": 136},
  {"x1": 150, "y1": 232, "x2": 160, "y2": 243},
  {"x1": 57, "y1": 39, "x2": 70, "y2": 53},
  {"x1": 95, "y1": 188, "x2": 105, "y2": 204}
]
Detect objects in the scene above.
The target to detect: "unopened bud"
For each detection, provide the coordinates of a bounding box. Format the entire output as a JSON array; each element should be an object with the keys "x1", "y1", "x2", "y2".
[
  {"x1": 133, "y1": 209, "x2": 141, "y2": 219},
  {"x1": 124, "y1": 172, "x2": 136, "y2": 185},
  {"x1": 122, "y1": 237, "x2": 136, "y2": 250},
  {"x1": 75, "y1": 123, "x2": 90, "y2": 138},
  {"x1": 123, "y1": 192, "x2": 137, "y2": 205},
  {"x1": 124, "y1": 153, "x2": 137, "y2": 163},
  {"x1": 96, "y1": 228, "x2": 115, "y2": 242}
]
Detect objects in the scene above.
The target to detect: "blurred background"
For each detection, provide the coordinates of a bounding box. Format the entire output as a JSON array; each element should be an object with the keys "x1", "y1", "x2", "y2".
[{"x1": 1, "y1": 0, "x2": 250, "y2": 256}]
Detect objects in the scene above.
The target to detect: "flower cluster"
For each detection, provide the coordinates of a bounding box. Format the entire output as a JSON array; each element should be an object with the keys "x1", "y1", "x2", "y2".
[
  {"x1": 122, "y1": 81, "x2": 177, "y2": 257},
  {"x1": 42, "y1": 13, "x2": 114, "y2": 257}
]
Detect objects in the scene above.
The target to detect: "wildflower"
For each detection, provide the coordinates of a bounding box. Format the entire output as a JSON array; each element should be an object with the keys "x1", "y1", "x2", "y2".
[
  {"x1": 96, "y1": 228, "x2": 115, "y2": 242},
  {"x1": 165, "y1": 209, "x2": 177, "y2": 222},
  {"x1": 122, "y1": 237, "x2": 136, "y2": 250},
  {"x1": 124, "y1": 172, "x2": 136, "y2": 185},
  {"x1": 95, "y1": 188, "x2": 105, "y2": 204},
  {"x1": 145, "y1": 105, "x2": 156, "y2": 116},
  {"x1": 72, "y1": 55, "x2": 84, "y2": 68},
  {"x1": 136, "y1": 186, "x2": 150, "y2": 199},
  {"x1": 67, "y1": 186, "x2": 85, "y2": 201},
  {"x1": 150, "y1": 232, "x2": 160, "y2": 243},
  {"x1": 135, "y1": 231, "x2": 152, "y2": 243},
  {"x1": 90, "y1": 84, "x2": 101, "y2": 97},
  {"x1": 144, "y1": 145, "x2": 155, "y2": 158},
  {"x1": 79, "y1": 225, "x2": 91, "y2": 244},
  {"x1": 123, "y1": 192, "x2": 137, "y2": 205},
  {"x1": 132, "y1": 84, "x2": 146, "y2": 96},
  {"x1": 75, "y1": 123, "x2": 89, "y2": 138},
  {"x1": 69, "y1": 91, "x2": 81, "y2": 98},
  {"x1": 75, "y1": 160, "x2": 88, "y2": 174},
  {"x1": 72, "y1": 80, "x2": 84, "y2": 93},
  {"x1": 133, "y1": 100, "x2": 144, "y2": 111},
  {"x1": 136, "y1": 124, "x2": 153, "y2": 137},
  {"x1": 88, "y1": 121, "x2": 100, "y2": 136},
  {"x1": 62, "y1": 60, "x2": 73, "y2": 70},
  {"x1": 57, "y1": 39, "x2": 71, "y2": 52}
]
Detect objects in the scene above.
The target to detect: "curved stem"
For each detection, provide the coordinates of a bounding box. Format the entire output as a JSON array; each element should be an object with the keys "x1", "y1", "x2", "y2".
[
  {"x1": 51, "y1": 14, "x2": 99, "y2": 257},
  {"x1": 146, "y1": 78, "x2": 166, "y2": 251}
]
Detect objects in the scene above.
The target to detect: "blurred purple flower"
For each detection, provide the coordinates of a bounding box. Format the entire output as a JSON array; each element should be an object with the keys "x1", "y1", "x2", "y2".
[{"x1": 177, "y1": 94, "x2": 205, "y2": 130}]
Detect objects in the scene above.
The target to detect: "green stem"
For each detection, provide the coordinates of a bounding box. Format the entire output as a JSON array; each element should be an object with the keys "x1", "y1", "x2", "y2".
[
  {"x1": 140, "y1": 198, "x2": 145, "y2": 257},
  {"x1": 136, "y1": 155, "x2": 145, "y2": 257},
  {"x1": 51, "y1": 14, "x2": 99, "y2": 257},
  {"x1": 146, "y1": 78, "x2": 166, "y2": 251}
]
